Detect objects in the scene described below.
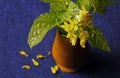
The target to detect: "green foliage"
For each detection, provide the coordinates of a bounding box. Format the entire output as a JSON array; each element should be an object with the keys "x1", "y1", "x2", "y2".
[
  {"x1": 88, "y1": 26, "x2": 111, "y2": 52},
  {"x1": 28, "y1": 0, "x2": 114, "y2": 51},
  {"x1": 94, "y1": 0, "x2": 116, "y2": 14},
  {"x1": 42, "y1": 0, "x2": 71, "y2": 13},
  {"x1": 76, "y1": 0, "x2": 93, "y2": 10},
  {"x1": 76, "y1": 0, "x2": 116, "y2": 14},
  {"x1": 28, "y1": 1, "x2": 79, "y2": 48},
  {"x1": 28, "y1": 13, "x2": 58, "y2": 48}
]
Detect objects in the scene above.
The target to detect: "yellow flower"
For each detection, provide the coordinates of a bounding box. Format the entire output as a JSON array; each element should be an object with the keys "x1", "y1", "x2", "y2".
[
  {"x1": 79, "y1": 31, "x2": 89, "y2": 39},
  {"x1": 61, "y1": 19, "x2": 78, "y2": 32},
  {"x1": 76, "y1": 5, "x2": 93, "y2": 27},
  {"x1": 51, "y1": 67, "x2": 56, "y2": 74},
  {"x1": 81, "y1": 5, "x2": 89, "y2": 15},
  {"x1": 32, "y1": 59, "x2": 39, "y2": 66},
  {"x1": 80, "y1": 39, "x2": 86, "y2": 48},
  {"x1": 67, "y1": 32, "x2": 77, "y2": 46},
  {"x1": 54, "y1": 65, "x2": 59, "y2": 71},
  {"x1": 51, "y1": 65, "x2": 59, "y2": 74},
  {"x1": 68, "y1": 19, "x2": 78, "y2": 31},
  {"x1": 79, "y1": 26, "x2": 85, "y2": 32},
  {"x1": 22, "y1": 65, "x2": 31, "y2": 70},
  {"x1": 61, "y1": 22, "x2": 73, "y2": 32},
  {"x1": 20, "y1": 50, "x2": 29, "y2": 57},
  {"x1": 47, "y1": 51, "x2": 51, "y2": 56},
  {"x1": 79, "y1": 31, "x2": 89, "y2": 48},
  {"x1": 36, "y1": 54, "x2": 46, "y2": 59},
  {"x1": 79, "y1": 5, "x2": 89, "y2": 20}
]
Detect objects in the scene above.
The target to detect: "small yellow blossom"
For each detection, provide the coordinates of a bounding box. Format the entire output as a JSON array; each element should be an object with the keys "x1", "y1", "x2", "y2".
[
  {"x1": 79, "y1": 26, "x2": 85, "y2": 32},
  {"x1": 22, "y1": 65, "x2": 31, "y2": 70},
  {"x1": 77, "y1": 5, "x2": 92, "y2": 27},
  {"x1": 68, "y1": 19, "x2": 78, "y2": 25},
  {"x1": 51, "y1": 65, "x2": 59, "y2": 74},
  {"x1": 79, "y1": 5, "x2": 89, "y2": 20},
  {"x1": 61, "y1": 22, "x2": 73, "y2": 32},
  {"x1": 54, "y1": 65, "x2": 59, "y2": 71},
  {"x1": 68, "y1": 19, "x2": 78, "y2": 31},
  {"x1": 81, "y1": 5, "x2": 89, "y2": 15},
  {"x1": 51, "y1": 67, "x2": 56, "y2": 74},
  {"x1": 20, "y1": 50, "x2": 29, "y2": 57},
  {"x1": 67, "y1": 33, "x2": 77, "y2": 46},
  {"x1": 80, "y1": 39, "x2": 86, "y2": 48},
  {"x1": 79, "y1": 31, "x2": 89, "y2": 39},
  {"x1": 36, "y1": 54, "x2": 46, "y2": 59},
  {"x1": 89, "y1": 23, "x2": 94, "y2": 28},
  {"x1": 61, "y1": 19, "x2": 78, "y2": 32},
  {"x1": 32, "y1": 59, "x2": 39, "y2": 66},
  {"x1": 47, "y1": 51, "x2": 51, "y2": 56}
]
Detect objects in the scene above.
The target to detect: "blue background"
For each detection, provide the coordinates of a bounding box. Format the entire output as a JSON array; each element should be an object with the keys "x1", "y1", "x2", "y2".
[{"x1": 0, "y1": 0, "x2": 120, "y2": 78}]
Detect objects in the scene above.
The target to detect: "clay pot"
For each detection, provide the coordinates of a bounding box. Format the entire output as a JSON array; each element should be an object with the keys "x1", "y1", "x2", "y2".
[{"x1": 52, "y1": 30, "x2": 89, "y2": 72}]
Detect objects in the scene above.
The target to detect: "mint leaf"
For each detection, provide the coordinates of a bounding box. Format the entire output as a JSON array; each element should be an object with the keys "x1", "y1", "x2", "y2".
[
  {"x1": 95, "y1": 0, "x2": 116, "y2": 14},
  {"x1": 28, "y1": 13, "x2": 58, "y2": 48},
  {"x1": 41, "y1": 0, "x2": 52, "y2": 3},
  {"x1": 88, "y1": 26, "x2": 111, "y2": 52},
  {"x1": 28, "y1": 1, "x2": 80, "y2": 48},
  {"x1": 58, "y1": 1, "x2": 79, "y2": 22},
  {"x1": 42, "y1": 0, "x2": 71, "y2": 13},
  {"x1": 76, "y1": 0, "x2": 116, "y2": 14},
  {"x1": 76, "y1": 0, "x2": 94, "y2": 10}
]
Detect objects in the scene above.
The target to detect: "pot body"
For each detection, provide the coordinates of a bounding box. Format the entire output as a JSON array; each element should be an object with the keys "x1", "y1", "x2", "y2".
[{"x1": 52, "y1": 30, "x2": 89, "y2": 72}]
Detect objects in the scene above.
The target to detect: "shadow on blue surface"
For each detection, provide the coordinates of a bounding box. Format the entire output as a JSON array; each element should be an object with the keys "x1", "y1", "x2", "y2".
[{"x1": 0, "y1": 0, "x2": 120, "y2": 78}]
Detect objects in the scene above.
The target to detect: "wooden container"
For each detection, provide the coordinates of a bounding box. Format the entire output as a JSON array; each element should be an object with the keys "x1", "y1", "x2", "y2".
[{"x1": 52, "y1": 30, "x2": 89, "y2": 72}]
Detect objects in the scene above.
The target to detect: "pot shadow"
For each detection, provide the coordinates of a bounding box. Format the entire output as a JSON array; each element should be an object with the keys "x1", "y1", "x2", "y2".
[{"x1": 77, "y1": 49, "x2": 120, "y2": 73}]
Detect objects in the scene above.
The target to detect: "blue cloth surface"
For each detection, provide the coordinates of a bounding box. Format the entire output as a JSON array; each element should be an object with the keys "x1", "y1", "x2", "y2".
[{"x1": 0, "y1": 0, "x2": 120, "y2": 78}]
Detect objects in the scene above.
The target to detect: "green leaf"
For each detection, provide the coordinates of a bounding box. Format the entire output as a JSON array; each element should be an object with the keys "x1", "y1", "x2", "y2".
[
  {"x1": 76, "y1": 0, "x2": 94, "y2": 10},
  {"x1": 95, "y1": 0, "x2": 116, "y2": 14},
  {"x1": 76, "y1": 0, "x2": 116, "y2": 14},
  {"x1": 28, "y1": 1, "x2": 80, "y2": 48},
  {"x1": 57, "y1": 1, "x2": 79, "y2": 22},
  {"x1": 88, "y1": 26, "x2": 111, "y2": 52},
  {"x1": 41, "y1": 0, "x2": 52, "y2": 3},
  {"x1": 28, "y1": 13, "x2": 58, "y2": 48},
  {"x1": 42, "y1": 0, "x2": 71, "y2": 13}
]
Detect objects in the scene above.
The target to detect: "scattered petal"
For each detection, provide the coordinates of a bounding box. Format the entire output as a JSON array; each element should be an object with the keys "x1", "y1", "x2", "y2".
[
  {"x1": 32, "y1": 59, "x2": 39, "y2": 66},
  {"x1": 47, "y1": 51, "x2": 51, "y2": 56},
  {"x1": 22, "y1": 65, "x2": 31, "y2": 70},
  {"x1": 51, "y1": 67, "x2": 56, "y2": 74},
  {"x1": 51, "y1": 65, "x2": 59, "y2": 74},
  {"x1": 53, "y1": 65, "x2": 59, "y2": 71},
  {"x1": 36, "y1": 54, "x2": 46, "y2": 59},
  {"x1": 20, "y1": 50, "x2": 29, "y2": 57}
]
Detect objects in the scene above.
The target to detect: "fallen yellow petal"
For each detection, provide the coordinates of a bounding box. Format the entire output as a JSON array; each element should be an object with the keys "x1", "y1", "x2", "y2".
[
  {"x1": 20, "y1": 50, "x2": 28, "y2": 57},
  {"x1": 47, "y1": 51, "x2": 51, "y2": 56},
  {"x1": 36, "y1": 54, "x2": 45, "y2": 59},
  {"x1": 22, "y1": 65, "x2": 31, "y2": 70},
  {"x1": 32, "y1": 59, "x2": 39, "y2": 66},
  {"x1": 54, "y1": 65, "x2": 59, "y2": 71},
  {"x1": 51, "y1": 67, "x2": 56, "y2": 74}
]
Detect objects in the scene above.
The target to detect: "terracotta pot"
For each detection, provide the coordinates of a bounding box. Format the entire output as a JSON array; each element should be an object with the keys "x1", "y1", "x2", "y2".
[{"x1": 52, "y1": 30, "x2": 89, "y2": 72}]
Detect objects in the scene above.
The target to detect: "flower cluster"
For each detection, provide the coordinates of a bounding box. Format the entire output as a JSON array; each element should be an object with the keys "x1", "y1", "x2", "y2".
[{"x1": 60, "y1": 5, "x2": 93, "y2": 48}]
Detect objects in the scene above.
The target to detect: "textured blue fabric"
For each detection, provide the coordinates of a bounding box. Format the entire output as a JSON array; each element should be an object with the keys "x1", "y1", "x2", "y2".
[{"x1": 0, "y1": 0, "x2": 120, "y2": 78}]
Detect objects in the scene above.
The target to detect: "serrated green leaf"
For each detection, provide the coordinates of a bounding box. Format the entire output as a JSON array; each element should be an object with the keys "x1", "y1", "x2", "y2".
[
  {"x1": 88, "y1": 26, "x2": 111, "y2": 52},
  {"x1": 41, "y1": 0, "x2": 51, "y2": 3},
  {"x1": 42, "y1": 0, "x2": 71, "y2": 13},
  {"x1": 76, "y1": 0, "x2": 94, "y2": 10},
  {"x1": 28, "y1": 1, "x2": 80, "y2": 48},
  {"x1": 50, "y1": 0, "x2": 71, "y2": 13},
  {"x1": 28, "y1": 13, "x2": 58, "y2": 48},
  {"x1": 95, "y1": 0, "x2": 116, "y2": 14},
  {"x1": 57, "y1": 1, "x2": 79, "y2": 22},
  {"x1": 76, "y1": 0, "x2": 116, "y2": 14}
]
